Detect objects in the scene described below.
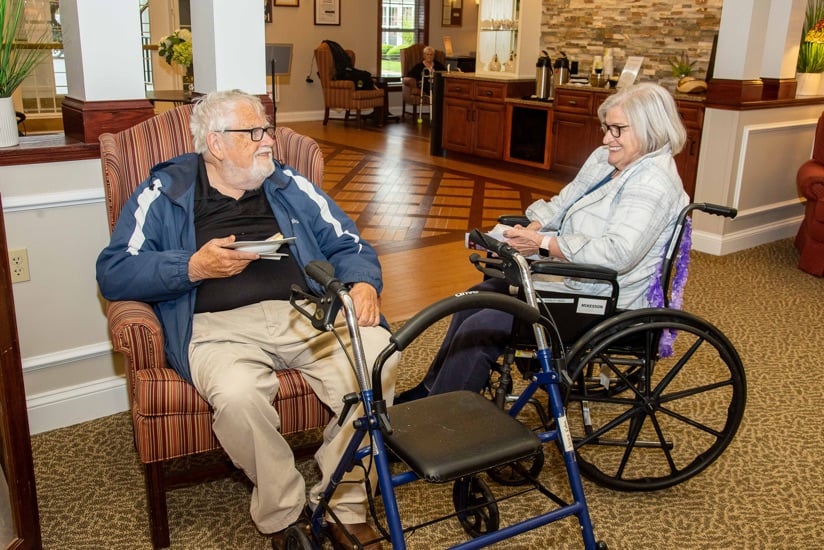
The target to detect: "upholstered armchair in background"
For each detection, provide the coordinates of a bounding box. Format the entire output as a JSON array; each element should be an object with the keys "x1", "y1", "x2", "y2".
[
  {"x1": 99, "y1": 105, "x2": 332, "y2": 548},
  {"x1": 795, "y1": 111, "x2": 824, "y2": 276},
  {"x1": 400, "y1": 43, "x2": 446, "y2": 121},
  {"x1": 314, "y1": 42, "x2": 384, "y2": 127}
]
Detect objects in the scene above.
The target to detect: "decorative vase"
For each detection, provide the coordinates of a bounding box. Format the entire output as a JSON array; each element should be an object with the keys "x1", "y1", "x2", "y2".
[
  {"x1": 182, "y1": 70, "x2": 194, "y2": 94},
  {"x1": 0, "y1": 97, "x2": 20, "y2": 148},
  {"x1": 796, "y1": 72, "x2": 822, "y2": 97}
]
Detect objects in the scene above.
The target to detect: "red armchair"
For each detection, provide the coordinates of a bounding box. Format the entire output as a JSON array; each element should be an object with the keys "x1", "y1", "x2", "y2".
[{"x1": 795, "y1": 112, "x2": 824, "y2": 276}]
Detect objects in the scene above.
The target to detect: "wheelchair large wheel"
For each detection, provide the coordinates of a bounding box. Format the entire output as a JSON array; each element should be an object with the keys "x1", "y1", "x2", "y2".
[
  {"x1": 452, "y1": 475, "x2": 500, "y2": 537},
  {"x1": 563, "y1": 308, "x2": 746, "y2": 491}
]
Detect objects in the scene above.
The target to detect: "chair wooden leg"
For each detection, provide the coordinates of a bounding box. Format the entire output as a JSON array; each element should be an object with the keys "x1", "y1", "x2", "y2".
[
  {"x1": 412, "y1": 104, "x2": 418, "y2": 122},
  {"x1": 145, "y1": 461, "x2": 171, "y2": 549},
  {"x1": 323, "y1": 107, "x2": 330, "y2": 126},
  {"x1": 401, "y1": 100, "x2": 406, "y2": 121},
  {"x1": 356, "y1": 109, "x2": 363, "y2": 128}
]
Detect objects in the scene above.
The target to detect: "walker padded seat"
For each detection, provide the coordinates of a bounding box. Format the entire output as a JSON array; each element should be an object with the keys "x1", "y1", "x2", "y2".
[{"x1": 385, "y1": 391, "x2": 542, "y2": 482}]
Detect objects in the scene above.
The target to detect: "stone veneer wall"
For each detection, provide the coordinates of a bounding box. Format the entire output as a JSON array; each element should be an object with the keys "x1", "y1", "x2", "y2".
[{"x1": 539, "y1": 0, "x2": 724, "y2": 90}]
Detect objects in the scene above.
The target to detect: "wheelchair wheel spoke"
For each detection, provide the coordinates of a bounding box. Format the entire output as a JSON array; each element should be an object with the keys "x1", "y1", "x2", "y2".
[{"x1": 564, "y1": 310, "x2": 746, "y2": 491}]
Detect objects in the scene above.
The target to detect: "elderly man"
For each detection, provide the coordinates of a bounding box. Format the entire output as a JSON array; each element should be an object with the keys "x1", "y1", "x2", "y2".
[{"x1": 97, "y1": 89, "x2": 396, "y2": 549}]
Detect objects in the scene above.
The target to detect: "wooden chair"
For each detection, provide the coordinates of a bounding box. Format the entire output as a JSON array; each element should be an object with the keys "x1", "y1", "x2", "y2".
[
  {"x1": 314, "y1": 42, "x2": 384, "y2": 127},
  {"x1": 400, "y1": 44, "x2": 446, "y2": 121},
  {"x1": 98, "y1": 105, "x2": 332, "y2": 549}
]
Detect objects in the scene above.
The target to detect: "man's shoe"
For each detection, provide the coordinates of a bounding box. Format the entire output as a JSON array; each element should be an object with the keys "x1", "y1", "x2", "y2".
[{"x1": 327, "y1": 522, "x2": 383, "y2": 549}]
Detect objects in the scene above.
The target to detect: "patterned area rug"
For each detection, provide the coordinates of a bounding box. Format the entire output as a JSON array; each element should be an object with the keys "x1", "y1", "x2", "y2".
[
  {"x1": 31, "y1": 239, "x2": 824, "y2": 549},
  {"x1": 313, "y1": 140, "x2": 547, "y2": 254}
]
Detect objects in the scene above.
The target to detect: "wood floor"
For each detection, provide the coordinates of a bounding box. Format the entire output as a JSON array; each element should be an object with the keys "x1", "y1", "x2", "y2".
[{"x1": 284, "y1": 119, "x2": 568, "y2": 322}]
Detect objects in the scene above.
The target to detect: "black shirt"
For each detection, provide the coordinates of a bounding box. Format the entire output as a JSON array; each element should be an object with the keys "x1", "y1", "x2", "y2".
[{"x1": 192, "y1": 156, "x2": 307, "y2": 313}]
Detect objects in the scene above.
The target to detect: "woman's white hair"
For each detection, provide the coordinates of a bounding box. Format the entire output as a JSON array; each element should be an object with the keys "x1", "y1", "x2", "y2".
[
  {"x1": 190, "y1": 90, "x2": 268, "y2": 154},
  {"x1": 597, "y1": 82, "x2": 687, "y2": 155}
]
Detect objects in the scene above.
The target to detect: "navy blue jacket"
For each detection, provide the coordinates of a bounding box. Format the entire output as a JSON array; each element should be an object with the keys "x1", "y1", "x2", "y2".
[{"x1": 96, "y1": 153, "x2": 383, "y2": 383}]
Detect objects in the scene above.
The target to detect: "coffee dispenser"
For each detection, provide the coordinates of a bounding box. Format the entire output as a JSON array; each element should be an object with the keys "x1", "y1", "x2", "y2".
[
  {"x1": 553, "y1": 52, "x2": 570, "y2": 89},
  {"x1": 535, "y1": 51, "x2": 553, "y2": 100}
]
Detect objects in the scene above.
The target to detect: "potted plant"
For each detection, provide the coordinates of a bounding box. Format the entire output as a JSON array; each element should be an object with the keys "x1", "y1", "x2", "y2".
[
  {"x1": 797, "y1": 0, "x2": 824, "y2": 96},
  {"x1": 0, "y1": 0, "x2": 51, "y2": 147},
  {"x1": 158, "y1": 28, "x2": 194, "y2": 92}
]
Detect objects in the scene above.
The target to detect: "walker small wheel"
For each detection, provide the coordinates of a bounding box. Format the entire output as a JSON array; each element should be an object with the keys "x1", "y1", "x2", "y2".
[
  {"x1": 596, "y1": 541, "x2": 609, "y2": 549},
  {"x1": 487, "y1": 448, "x2": 545, "y2": 486},
  {"x1": 281, "y1": 524, "x2": 314, "y2": 549},
  {"x1": 452, "y1": 475, "x2": 500, "y2": 537}
]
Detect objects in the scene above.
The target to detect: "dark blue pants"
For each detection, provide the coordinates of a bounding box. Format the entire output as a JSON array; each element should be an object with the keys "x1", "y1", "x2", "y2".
[{"x1": 420, "y1": 278, "x2": 514, "y2": 395}]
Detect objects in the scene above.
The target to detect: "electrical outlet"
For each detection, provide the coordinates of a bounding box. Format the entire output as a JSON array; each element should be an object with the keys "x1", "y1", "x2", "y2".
[{"x1": 8, "y1": 248, "x2": 30, "y2": 283}]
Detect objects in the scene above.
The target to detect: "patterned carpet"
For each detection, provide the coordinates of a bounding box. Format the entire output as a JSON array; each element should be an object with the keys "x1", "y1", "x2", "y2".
[
  {"x1": 314, "y1": 140, "x2": 546, "y2": 254},
  {"x1": 30, "y1": 238, "x2": 824, "y2": 549}
]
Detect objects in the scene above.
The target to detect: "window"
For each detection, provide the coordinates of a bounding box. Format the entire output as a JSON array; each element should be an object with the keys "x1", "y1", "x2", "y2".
[{"x1": 378, "y1": 0, "x2": 427, "y2": 78}]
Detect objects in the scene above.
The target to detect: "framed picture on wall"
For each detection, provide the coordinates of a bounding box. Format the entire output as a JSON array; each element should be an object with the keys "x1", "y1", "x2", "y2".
[
  {"x1": 275, "y1": 0, "x2": 299, "y2": 6},
  {"x1": 314, "y1": 0, "x2": 340, "y2": 26}
]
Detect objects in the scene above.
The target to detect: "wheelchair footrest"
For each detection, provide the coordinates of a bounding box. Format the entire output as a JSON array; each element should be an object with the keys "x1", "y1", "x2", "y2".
[{"x1": 384, "y1": 391, "x2": 542, "y2": 483}]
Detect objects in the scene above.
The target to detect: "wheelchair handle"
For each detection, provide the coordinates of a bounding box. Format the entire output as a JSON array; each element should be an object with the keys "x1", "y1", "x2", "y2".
[
  {"x1": 693, "y1": 202, "x2": 737, "y2": 219},
  {"x1": 468, "y1": 228, "x2": 519, "y2": 262},
  {"x1": 389, "y1": 291, "x2": 540, "y2": 351}
]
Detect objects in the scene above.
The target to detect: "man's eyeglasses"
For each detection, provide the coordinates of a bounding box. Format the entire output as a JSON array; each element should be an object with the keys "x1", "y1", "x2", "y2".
[
  {"x1": 220, "y1": 126, "x2": 276, "y2": 142},
  {"x1": 600, "y1": 123, "x2": 630, "y2": 138}
]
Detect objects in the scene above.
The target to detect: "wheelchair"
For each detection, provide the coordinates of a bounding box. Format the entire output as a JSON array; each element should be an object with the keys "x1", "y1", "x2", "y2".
[
  {"x1": 467, "y1": 202, "x2": 747, "y2": 492},
  {"x1": 285, "y1": 261, "x2": 608, "y2": 549}
]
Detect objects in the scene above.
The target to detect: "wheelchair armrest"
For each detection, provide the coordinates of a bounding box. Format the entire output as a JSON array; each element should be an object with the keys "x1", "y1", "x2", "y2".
[
  {"x1": 498, "y1": 214, "x2": 530, "y2": 227},
  {"x1": 530, "y1": 259, "x2": 618, "y2": 282}
]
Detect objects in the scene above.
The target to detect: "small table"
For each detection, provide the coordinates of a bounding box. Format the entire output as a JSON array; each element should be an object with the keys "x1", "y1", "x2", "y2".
[
  {"x1": 372, "y1": 76, "x2": 402, "y2": 123},
  {"x1": 146, "y1": 90, "x2": 195, "y2": 106}
]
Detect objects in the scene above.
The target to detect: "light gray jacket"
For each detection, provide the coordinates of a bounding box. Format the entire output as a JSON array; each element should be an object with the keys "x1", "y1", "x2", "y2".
[{"x1": 526, "y1": 145, "x2": 689, "y2": 309}]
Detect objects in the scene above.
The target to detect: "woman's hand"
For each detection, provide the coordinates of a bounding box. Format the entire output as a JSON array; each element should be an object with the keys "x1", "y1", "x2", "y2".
[{"x1": 503, "y1": 226, "x2": 542, "y2": 257}]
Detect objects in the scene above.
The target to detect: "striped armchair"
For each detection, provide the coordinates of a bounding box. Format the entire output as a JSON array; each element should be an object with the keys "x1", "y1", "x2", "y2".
[
  {"x1": 314, "y1": 42, "x2": 385, "y2": 127},
  {"x1": 99, "y1": 105, "x2": 332, "y2": 549}
]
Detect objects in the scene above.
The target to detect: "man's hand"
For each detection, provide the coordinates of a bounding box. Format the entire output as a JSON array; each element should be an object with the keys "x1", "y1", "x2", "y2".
[
  {"x1": 188, "y1": 235, "x2": 258, "y2": 282},
  {"x1": 348, "y1": 282, "x2": 381, "y2": 327}
]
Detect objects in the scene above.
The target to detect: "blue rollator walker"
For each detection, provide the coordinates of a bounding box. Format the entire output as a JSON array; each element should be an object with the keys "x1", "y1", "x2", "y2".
[{"x1": 286, "y1": 259, "x2": 608, "y2": 549}]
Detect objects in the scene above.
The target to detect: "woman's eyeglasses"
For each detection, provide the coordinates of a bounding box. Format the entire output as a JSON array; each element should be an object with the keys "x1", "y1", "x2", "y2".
[
  {"x1": 220, "y1": 126, "x2": 276, "y2": 142},
  {"x1": 600, "y1": 123, "x2": 630, "y2": 138}
]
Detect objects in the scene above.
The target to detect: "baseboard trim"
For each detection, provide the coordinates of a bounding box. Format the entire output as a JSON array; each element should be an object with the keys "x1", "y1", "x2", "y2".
[
  {"x1": 26, "y1": 376, "x2": 128, "y2": 435},
  {"x1": 693, "y1": 216, "x2": 801, "y2": 255}
]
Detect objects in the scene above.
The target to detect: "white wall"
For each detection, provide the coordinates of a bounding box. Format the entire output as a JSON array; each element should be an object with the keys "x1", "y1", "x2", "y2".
[{"x1": 1, "y1": 160, "x2": 127, "y2": 434}]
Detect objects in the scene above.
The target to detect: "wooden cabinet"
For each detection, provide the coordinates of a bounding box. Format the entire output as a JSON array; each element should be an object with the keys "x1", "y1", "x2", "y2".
[
  {"x1": 504, "y1": 101, "x2": 554, "y2": 170},
  {"x1": 550, "y1": 86, "x2": 704, "y2": 200},
  {"x1": 673, "y1": 100, "x2": 704, "y2": 200},
  {"x1": 442, "y1": 76, "x2": 533, "y2": 160},
  {"x1": 551, "y1": 87, "x2": 609, "y2": 175}
]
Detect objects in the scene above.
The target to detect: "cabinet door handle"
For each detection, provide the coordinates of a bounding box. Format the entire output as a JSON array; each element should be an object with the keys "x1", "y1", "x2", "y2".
[
  {"x1": 485, "y1": 90, "x2": 493, "y2": 96},
  {"x1": 568, "y1": 100, "x2": 577, "y2": 105}
]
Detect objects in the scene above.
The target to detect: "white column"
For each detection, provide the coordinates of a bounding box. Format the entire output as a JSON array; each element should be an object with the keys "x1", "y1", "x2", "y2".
[
  {"x1": 713, "y1": 0, "x2": 772, "y2": 80},
  {"x1": 60, "y1": 0, "x2": 145, "y2": 101},
  {"x1": 189, "y1": 0, "x2": 267, "y2": 95},
  {"x1": 760, "y1": 0, "x2": 807, "y2": 79}
]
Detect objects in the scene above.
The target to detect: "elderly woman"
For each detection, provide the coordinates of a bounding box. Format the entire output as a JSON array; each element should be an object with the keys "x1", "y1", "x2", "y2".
[
  {"x1": 406, "y1": 46, "x2": 446, "y2": 95},
  {"x1": 397, "y1": 82, "x2": 690, "y2": 402}
]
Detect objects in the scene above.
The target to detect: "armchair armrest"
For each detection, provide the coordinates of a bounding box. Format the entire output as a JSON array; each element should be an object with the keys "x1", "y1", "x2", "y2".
[
  {"x1": 797, "y1": 160, "x2": 824, "y2": 198},
  {"x1": 106, "y1": 300, "x2": 167, "y2": 372},
  {"x1": 329, "y1": 80, "x2": 356, "y2": 90},
  {"x1": 402, "y1": 76, "x2": 418, "y2": 89}
]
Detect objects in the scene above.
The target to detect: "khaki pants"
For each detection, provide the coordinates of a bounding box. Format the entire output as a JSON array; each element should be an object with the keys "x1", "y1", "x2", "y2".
[{"x1": 189, "y1": 299, "x2": 398, "y2": 534}]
